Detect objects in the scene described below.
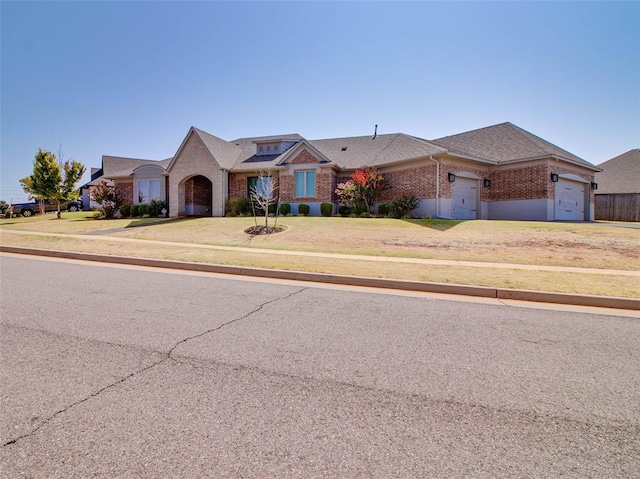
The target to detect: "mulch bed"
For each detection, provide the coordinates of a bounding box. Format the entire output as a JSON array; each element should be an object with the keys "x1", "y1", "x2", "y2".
[{"x1": 244, "y1": 225, "x2": 287, "y2": 235}]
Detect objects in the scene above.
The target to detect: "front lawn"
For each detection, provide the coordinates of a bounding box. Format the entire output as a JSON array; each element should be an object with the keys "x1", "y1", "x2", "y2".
[{"x1": 2, "y1": 215, "x2": 638, "y2": 298}]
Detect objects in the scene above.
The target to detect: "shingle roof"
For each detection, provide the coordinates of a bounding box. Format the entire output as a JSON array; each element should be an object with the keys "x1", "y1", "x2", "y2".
[
  {"x1": 310, "y1": 133, "x2": 445, "y2": 169},
  {"x1": 192, "y1": 128, "x2": 243, "y2": 169},
  {"x1": 431, "y1": 122, "x2": 597, "y2": 169},
  {"x1": 102, "y1": 156, "x2": 172, "y2": 178},
  {"x1": 595, "y1": 149, "x2": 640, "y2": 194},
  {"x1": 98, "y1": 123, "x2": 599, "y2": 178}
]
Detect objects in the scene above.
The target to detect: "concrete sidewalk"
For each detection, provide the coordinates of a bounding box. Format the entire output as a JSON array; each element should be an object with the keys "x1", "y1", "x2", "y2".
[
  {"x1": 2, "y1": 245, "x2": 639, "y2": 312},
  {"x1": 2, "y1": 228, "x2": 639, "y2": 277}
]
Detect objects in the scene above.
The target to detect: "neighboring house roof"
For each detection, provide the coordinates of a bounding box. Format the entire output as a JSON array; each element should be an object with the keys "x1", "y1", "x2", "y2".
[
  {"x1": 595, "y1": 149, "x2": 640, "y2": 194},
  {"x1": 431, "y1": 122, "x2": 598, "y2": 170}
]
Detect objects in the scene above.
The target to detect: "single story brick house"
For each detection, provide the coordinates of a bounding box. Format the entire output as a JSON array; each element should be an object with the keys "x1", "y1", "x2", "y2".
[{"x1": 88, "y1": 122, "x2": 601, "y2": 221}]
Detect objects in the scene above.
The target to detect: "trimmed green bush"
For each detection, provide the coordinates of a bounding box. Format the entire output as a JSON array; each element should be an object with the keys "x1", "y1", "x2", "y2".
[
  {"x1": 338, "y1": 205, "x2": 352, "y2": 217},
  {"x1": 388, "y1": 195, "x2": 420, "y2": 219},
  {"x1": 279, "y1": 203, "x2": 291, "y2": 216},
  {"x1": 268, "y1": 203, "x2": 277, "y2": 215},
  {"x1": 298, "y1": 203, "x2": 310, "y2": 216},
  {"x1": 119, "y1": 204, "x2": 131, "y2": 218},
  {"x1": 320, "y1": 202, "x2": 333, "y2": 217},
  {"x1": 138, "y1": 204, "x2": 149, "y2": 216},
  {"x1": 130, "y1": 205, "x2": 139, "y2": 217},
  {"x1": 377, "y1": 203, "x2": 389, "y2": 217},
  {"x1": 225, "y1": 197, "x2": 250, "y2": 217}
]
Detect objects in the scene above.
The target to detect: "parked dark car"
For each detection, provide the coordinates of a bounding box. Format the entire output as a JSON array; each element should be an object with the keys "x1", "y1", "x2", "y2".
[{"x1": 10, "y1": 199, "x2": 82, "y2": 217}]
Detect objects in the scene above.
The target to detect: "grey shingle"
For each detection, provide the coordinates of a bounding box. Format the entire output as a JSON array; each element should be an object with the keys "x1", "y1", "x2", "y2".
[
  {"x1": 99, "y1": 123, "x2": 598, "y2": 179},
  {"x1": 102, "y1": 156, "x2": 171, "y2": 179},
  {"x1": 595, "y1": 149, "x2": 640, "y2": 194},
  {"x1": 192, "y1": 128, "x2": 243, "y2": 169},
  {"x1": 310, "y1": 133, "x2": 445, "y2": 169},
  {"x1": 431, "y1": 122, "x2": 597, "y2": 169}
]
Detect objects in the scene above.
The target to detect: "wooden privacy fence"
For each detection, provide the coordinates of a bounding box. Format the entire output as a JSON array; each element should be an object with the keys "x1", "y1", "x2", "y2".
[{"x1": 595, "y1": 193, "x2": 640, "y2": 222}]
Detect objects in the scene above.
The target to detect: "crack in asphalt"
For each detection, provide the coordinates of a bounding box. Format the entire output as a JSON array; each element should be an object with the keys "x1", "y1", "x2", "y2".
[{"x1": 1, "y1": 287, "x2": 307, "y2": 448}]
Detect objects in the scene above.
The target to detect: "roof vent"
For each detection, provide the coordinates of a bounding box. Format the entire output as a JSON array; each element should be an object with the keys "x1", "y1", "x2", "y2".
[
  {"x1": 372, "y1": 124, "x2": 378, "y2": 140},
  {"x1": 341, "y1": 146, "x2": 347, "y2": 151}
]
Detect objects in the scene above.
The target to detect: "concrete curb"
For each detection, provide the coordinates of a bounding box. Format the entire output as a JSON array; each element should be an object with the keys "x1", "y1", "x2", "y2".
[{"x1": 2, "y1": 245, "x2": 639, "y2": 311}]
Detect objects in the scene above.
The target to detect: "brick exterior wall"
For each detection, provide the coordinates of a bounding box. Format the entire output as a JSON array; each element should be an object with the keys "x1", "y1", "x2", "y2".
[
  {"x1": 379, "y1": 165, "x2": 438, "y2": 201},
  {"x1": 291, "y1": 149, "x2": 321, "y2": 165},
  {"x1": 184, "y1": 176, "x2": 212, "y2": 207},
  {"x1": 317, "y1": 172, "x2": 335, "y2": 202},
  {"x1": 279, "y1": 175, "x2": 295, "y2": 202},
  {"x1": 228, "y1": 173, "x2": 247, "y2": 199},
  {"x1": 228, "y1": 172, "x2": 281, "y2": 199},
  {"x1": 487, "y1": 164, "x2": 548, "y2": 202},
  {"x1": 334, "y1": 161, "x2": 596, "y2": 206},
  {"x1": 115, "y1": 181, "x2": 133, "y2": 205}
]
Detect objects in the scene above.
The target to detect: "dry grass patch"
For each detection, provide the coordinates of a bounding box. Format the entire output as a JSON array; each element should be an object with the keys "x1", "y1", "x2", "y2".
[
  {"x1": 2, "y1": 233, "x2": 638, "y2": 298},
  {"x1": 0, "y1": 212, "x2": 169, "y2": 234},
  {"x1": 106, "y1": 217, "x2": 640, "y2": 271}
]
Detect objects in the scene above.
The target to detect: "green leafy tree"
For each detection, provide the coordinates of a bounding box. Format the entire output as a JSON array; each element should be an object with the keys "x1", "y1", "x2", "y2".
[
  {"x1": 20, "y1": 149, "x2": 60, "y2": 214},
  {"x1": 20, "y1": 148, "x2": 85, "y2": 216}
]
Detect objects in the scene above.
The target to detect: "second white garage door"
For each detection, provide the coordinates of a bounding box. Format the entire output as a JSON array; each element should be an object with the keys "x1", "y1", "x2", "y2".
[
  {"x1": 554, "y1": 179, "x2": 585, "y2": 221},
  {"x1": 452, "y1": 177, "x2": 478, "y2": 220}
]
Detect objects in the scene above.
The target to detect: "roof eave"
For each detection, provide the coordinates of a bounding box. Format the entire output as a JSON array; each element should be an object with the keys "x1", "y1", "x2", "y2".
[
  {"x1": 500, "y1": 155, "x2": 601, "y2": 171},
  {"x1": 440, "y1": 151, "x2": 497, "y2": 165}
]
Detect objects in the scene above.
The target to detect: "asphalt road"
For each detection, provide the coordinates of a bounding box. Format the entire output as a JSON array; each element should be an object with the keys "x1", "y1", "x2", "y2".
[{"x1": 1, "y1": 254, "x2": 638, "y2": 478}]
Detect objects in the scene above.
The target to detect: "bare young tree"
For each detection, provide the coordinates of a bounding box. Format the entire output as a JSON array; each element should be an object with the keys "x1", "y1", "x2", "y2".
[{"x1": 249, "y1": 170, "x2": 279, "y2": 232}]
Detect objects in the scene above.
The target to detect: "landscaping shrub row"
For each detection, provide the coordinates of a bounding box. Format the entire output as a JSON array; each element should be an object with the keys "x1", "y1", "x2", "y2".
[
  {"x1": 225, "y1": 197, "x2": 421, "y2": 218},
  {"x1": 119, "y1": 200, "x2": 168, "y2": 218}
]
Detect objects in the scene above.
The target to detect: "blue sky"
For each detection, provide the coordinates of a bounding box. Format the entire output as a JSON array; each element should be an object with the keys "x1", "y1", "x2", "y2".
[{"x1": 2, "y1": 1, "x2": 638, "y2": 202}]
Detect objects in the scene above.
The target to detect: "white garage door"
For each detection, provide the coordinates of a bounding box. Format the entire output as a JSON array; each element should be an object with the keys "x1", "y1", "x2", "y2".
[
  {"x1": 554, "y1": 179, "x2": 584, "y2": 221},
  {"x1": 452, "y1": 177, "x2": 478, "y2": 220}
]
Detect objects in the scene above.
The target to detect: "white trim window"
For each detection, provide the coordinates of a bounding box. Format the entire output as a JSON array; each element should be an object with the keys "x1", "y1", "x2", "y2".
[
  {"x1": 137, "y1": 179, "x2": 161, "y2": 204},
  {"x1": 295, "y1": 170, "x2": 315, "y2": 198}
]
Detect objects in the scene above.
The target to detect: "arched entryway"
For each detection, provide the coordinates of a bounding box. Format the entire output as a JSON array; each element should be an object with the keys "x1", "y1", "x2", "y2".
[{"x1": 180, "y1": 175, "x2": 213, "y2": 216}]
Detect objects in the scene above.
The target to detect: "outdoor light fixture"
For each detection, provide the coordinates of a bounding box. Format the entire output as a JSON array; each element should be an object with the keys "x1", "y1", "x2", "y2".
[
  {"x1": 550, "y1": 173, "x2": 559, "y2": 182},
  {"x1": 483, "y1": 178, "x2": 491, "y2": 188},
  {"x1": 591, "y1": 182, "x2": 598, "y2": 190},
  {"x1": 448, "y1": 172, "x2": 456, "y2": 183}
]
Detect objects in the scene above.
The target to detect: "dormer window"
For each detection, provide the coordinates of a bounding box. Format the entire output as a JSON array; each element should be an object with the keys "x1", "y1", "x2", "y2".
[
  {"x1": 257, "y1": 142, "x2": 281, "y2": 156},
  {"x1": 254, "y1": 138, "x2": 298, "y2": 156}
]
